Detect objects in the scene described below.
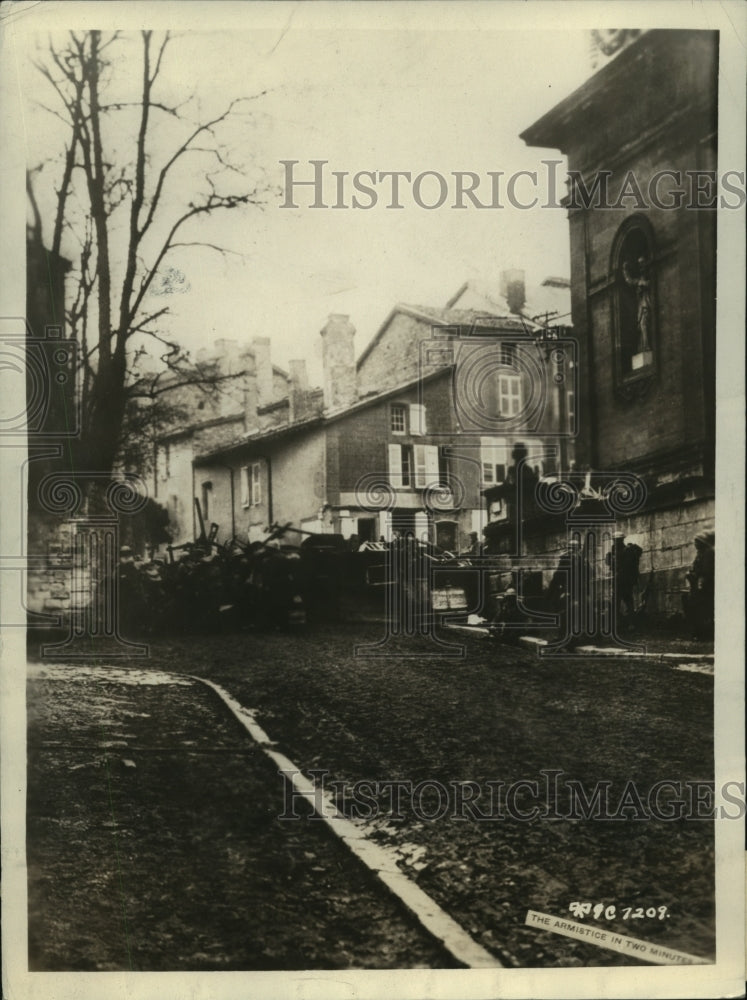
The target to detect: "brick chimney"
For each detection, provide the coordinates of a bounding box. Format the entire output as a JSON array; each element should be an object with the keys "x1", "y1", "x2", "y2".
[
  {"x1": 320, "y1": 314, "x2": 357, "y2": 411},
  {"x1": 288, "y1": 359, "x2": 310, "y2": 422},
  {"x1": 500, "y1": 268, "x2": 526, "y2": 315},
  {"x1": 252, "y1": 336, "x2": 274, "y2": 410}
]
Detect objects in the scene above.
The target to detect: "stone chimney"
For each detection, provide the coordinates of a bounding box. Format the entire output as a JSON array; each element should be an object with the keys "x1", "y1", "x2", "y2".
[
  {"x1": 500, "y1": 268, "x2": 526, "y2": 315},
  {"x1": 238, "y1": 345, "x2": 259, "y2": 434},
  {"x1": 252, "y1": 336, "x2": 274, "y2": 410},
  {"x1": 214, "y1": 338, "x2": 240, "y2": 374},
  {"x1": 288, "y1": 359, "x2": 310, "y2": 422},
  {"x1": 320, "y1": 314, "x2": 357, "y2": 411}
]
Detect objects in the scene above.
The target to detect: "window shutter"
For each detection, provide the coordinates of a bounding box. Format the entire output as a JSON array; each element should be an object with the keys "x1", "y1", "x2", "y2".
[
  {"x1": 388, "y1": 443, "x2": 402, "y2": 488},
  {"x1": 252, "y1": 462, "x2": 262, "y2": 506},
  {"x1": 413, "y1": 444, "x2": 427, "y2": 487},
  {"x1": 241, "y1": 466, "x2": 250, "y2": 507},
  {"x1": 424, "y1": 445, "x2": 440, "y2": 484},
  {"x1": 409, "y1": 403, "x2": 426, "y2": 435}
]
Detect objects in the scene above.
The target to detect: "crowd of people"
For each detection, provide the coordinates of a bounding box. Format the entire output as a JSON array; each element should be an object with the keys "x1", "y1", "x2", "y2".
[
  {"x1": 113, "y1": 522, "x2": 715, "y2": 643},
  {"x1": 490, "y1": 528, "x2": 713, "y2": 645}
]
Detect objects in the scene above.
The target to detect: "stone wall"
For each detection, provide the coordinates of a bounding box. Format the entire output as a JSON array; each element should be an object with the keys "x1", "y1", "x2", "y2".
[
  {"x1": 517, "y1": 495, "x2": 714, "y2": 618},
  {"x1": 27, "y1": 518, "x2": 93, "y2": 620}
]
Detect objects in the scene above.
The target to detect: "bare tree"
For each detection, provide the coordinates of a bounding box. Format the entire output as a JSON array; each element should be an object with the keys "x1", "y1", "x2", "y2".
[{"x1": 28, "y1": 30, "x2": 266, "y2": 480}]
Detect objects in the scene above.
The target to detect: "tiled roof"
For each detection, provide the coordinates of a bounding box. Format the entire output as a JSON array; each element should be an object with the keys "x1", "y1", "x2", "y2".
[
  {"x1": 356, "y1": 301, "x2": 536, "y2": 370},
  {"x1": 401, "y1": 304, "x2": 534, "y2": 331}
]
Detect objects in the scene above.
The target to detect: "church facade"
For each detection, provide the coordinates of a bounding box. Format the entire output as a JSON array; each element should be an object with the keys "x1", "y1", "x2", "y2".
[{"x1": 520, "y1": 29, "x2": 717, "y2": 615}]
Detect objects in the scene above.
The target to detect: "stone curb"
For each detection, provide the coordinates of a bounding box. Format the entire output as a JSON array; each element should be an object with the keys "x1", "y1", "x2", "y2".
[
  {"x1": 444, "y1": 624, "x2": 714, "y2": 667},
  {"x1": 194, "y1": 676, "x2": 503, "y2": 970}
]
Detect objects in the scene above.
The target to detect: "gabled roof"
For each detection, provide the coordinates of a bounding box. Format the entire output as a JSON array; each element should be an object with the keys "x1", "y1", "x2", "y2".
[
  {"x1": 445, "y1": 280, "x2": 572, "y2": 327},
  {"x1": 356, "y1": 302, "x2": 534, "y2": 370},
  {"x1": 403, "y1": 304, "x2": 534, "y2": 330}
]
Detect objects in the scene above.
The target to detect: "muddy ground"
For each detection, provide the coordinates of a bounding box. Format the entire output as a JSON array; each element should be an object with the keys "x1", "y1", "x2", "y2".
[{"x1": 26, "y1": 623, "x2": 715, "y2": 970}]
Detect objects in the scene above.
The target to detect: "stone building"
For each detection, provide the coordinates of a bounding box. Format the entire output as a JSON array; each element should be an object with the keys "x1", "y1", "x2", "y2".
[
  {"x1": 520, "y1": 28, "x2": 717, "y2": 615},
  {"x1": 163, "y1": 274, "x2": 573, "y2": 554},
  {"x1": 150, "y1": 338, "x2": 291, "y2": 544}
]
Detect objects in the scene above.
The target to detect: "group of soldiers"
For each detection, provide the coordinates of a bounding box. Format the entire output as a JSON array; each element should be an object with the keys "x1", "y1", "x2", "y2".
[{"x1": 538, "y1": 531, "x2": 645, "y2": 646}]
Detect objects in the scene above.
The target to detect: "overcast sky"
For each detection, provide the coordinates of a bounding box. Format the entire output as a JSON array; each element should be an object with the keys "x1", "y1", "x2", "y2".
[
  {"x1": 11, "y1": 5, "x2": 602, "y2": 381},
  {"x1": 18, "y1": 2, "x2": 711, "y2": 386}
]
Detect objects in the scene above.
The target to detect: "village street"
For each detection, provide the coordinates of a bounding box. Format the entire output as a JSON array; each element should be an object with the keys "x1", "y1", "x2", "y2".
[{"x1": 27, "y1": 624, "x2": 716, "y2": 971}]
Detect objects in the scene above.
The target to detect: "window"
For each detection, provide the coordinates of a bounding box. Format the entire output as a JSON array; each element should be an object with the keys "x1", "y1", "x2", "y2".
[
  {"x1": 389, "y1": 443, "x2": 439, "y2": 489},
  {"x1": 482, "y1": 462, "x2": 507, "y2": 484},
  {"x1": 241, "y1": 463, "x2": 262, "y2": 507},
  {"x1": 201, "y1": 481, "x2": 212, "y2": 520},
  {"x1": 500, "y1": 342, "x2": 516, "y2": 365},
  {"x1": 481, "y1": 437, "x2": 508, "y2": 485},
  {"x1": 498, "y1": 374, "x2": 522, "y2": 416},
  {"x1": 390, "y1": 404, "x2": 406, "y2": 434}
]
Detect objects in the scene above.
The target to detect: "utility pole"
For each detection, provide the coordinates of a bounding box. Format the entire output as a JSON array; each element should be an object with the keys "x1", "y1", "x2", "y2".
[{"x1": 533, "y1": 315, "x2": 570, "y2": 477}]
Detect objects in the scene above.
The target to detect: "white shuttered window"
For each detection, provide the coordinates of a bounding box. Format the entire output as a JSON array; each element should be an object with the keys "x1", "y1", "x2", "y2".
[
  {"x1": 409, "y1": 403, "x2": 426, "y2": 435},
  {"x1": 388, "y1": 443, "x2": 402, "y2": 488}
]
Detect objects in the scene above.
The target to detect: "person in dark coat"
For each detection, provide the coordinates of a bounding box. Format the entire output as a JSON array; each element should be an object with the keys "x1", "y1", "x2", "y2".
[
  {"x1": 466, "y1": 531, "x2": 481, "y2": 556},
  {"x1": 605, "y1": 531, "x2": 643, "y2": 626},
  {"x1": 548, "y1": 538, "x2": 590, "y2": 647},
  {"x1": 682, "y1": 530, "x2": 715, "y2": 639}
]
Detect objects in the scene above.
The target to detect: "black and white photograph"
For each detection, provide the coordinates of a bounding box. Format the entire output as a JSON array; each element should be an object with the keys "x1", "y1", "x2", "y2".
[{"x1": 0, "y1": 2, "x2": 744, "y2": 998}]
